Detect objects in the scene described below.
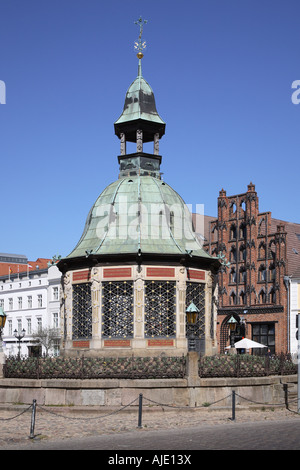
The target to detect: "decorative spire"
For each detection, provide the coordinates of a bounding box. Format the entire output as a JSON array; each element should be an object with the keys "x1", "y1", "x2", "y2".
[
  {"x1": 134, "y1": 16, "x2": 147, "y2": 77},
  {"x1": 134, "y1": 16, "x2": 148, "y2": 58}
]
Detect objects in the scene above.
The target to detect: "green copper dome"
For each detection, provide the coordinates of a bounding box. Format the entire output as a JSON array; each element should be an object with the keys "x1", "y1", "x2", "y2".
[
  {"x1": 59, "y1": 46, "x2": 218, "y2": 271},
  {"x1": 66, "y1": 175, "x2": 211, "y2": 260}
]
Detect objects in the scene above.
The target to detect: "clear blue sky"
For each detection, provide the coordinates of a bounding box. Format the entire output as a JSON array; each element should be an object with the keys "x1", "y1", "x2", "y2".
[{"x1": 0, "y1": 0, "x2": 299, "y2": 261}]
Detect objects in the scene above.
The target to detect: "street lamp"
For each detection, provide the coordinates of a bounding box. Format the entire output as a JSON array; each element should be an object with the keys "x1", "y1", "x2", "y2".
[
  {"x1": 186, "y1": 302, "x2": 200, "y2": 351},
  {"x1": 0, "y1": 307, "x2": 7, "y2": 353},
  {"x1": 228, "y1": 315, "x2": 238, "y2": 348},
  {"x1": 14, "y1": 328, "x2": 26, "y2": 359}
]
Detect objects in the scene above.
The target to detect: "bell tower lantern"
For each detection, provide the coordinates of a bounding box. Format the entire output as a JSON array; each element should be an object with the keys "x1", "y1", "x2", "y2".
[{"x1": 114, "y1": 17, "x2": 166, "y2": 179}]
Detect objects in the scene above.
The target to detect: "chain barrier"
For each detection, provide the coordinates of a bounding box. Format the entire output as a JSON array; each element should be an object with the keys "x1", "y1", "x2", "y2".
[
  {"x1": 0, "y1": 404, "x2": 32, "y2": 421},
  {"x1": 0, "y1": 389, "x2": 299, "y2": 440},
  {"x1": 35, "y1": 397, "x2": 139, "y2": 421},
  {"x1": 142, "y1": 394, "x2": 233, "y2": 409}
]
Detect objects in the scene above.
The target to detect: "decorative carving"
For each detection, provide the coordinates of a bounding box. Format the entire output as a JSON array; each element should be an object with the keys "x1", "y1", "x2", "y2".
[
  {"x1": 136, "y1": 129, "x2": 143, "y2": 152},
  {"x1": 120, "y1": 133, "x2": 126, "y2": 155},
  {"x1": 218, "y1": 199, "x2": 227, "y2": 208},
  {"x1": 154, "y1": 133, "x2": 160, "y2": 155}
]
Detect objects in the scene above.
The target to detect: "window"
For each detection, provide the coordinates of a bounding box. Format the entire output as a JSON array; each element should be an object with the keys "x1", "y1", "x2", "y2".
[
  {"x1": 9, "y1": 298, "x2": 13, "y2": 311},
  {"x1": 37, "y1": 317, "x2": 42, "y2": 331},
  {"x1": 230, "y1": 202, "x2": 237, "y2": 215},
  {"x1": 252, "y1": 323, "x2": 275, "y2": 355},
  {"x1": 53, "y1": 287, "x2": 59, "y2": 301},
  {"x1": 259, "y1": 242, "x2": 266, "y2": 259},
  {"x1": 144, "y1": 280, "x2": 176, "y2": 338},
  {"x1": 53, "y1": 312, "x2": 59, "y2": 329},
  {"x1": 269, "y1": 263, "x2": 276, "y2": 281},
  {"x1": 258, "y1": 218, "x2": 266, "y2": 236},
  {"x1": 269, "y1": 288, "x2": 276, "y2": 304},
  {"x1": 28, "y1": 296, "x2": 32, "y2": 309},
  {"x1": 230, "y1": 268, "x2": 237, "y2": 283},
  {"x1": 53, "y1": 339, "x2": 60, "y2": 357},
  {"x1": 239, "y1": 245, "x2": 246, "y2": 261},
  {"x1": 239, "y1": 223, "x2": 246, "y2": 239},
  {"x1": 239, "y1": 267, "x2": 246, "y2": 283},
  {"x1": 102, "y1": 281, "x2": 133, "y2": 339},
  {"x1": 269, "y1": 246, "x2": 276, "y2": 261},
  {"x1": 239, "y1": 290, "x2": 246, "y2": 305},
  {"x1": 0, "y1": 299, "x2": 4, "y2": 309},
  {"x1": 37, "y1": 295, "x2": 42, "y2": 308},
  {"x1": 17, "y1": 319, "x2": 22, "y2": 333},
  {"x1": 258, "y1": 289, "x2": 266, "y2": 304},
  {"x1": 258, "y1": 265, "x2": 267, "y2": 281},
  {"x1": 18, "y1": 297, "x2": 22, "y2": 309},
  {"x1": 229, "y1": 291, "x2": 237, "y2": 305},
  {"x1": 73, "y1": 283, "x2": 92, "y2": 339},
  {"x1": 230, "y1": 224, "x2": 237, "y2": 240},
  {"x1": 230, "y1": 247, "x2": 237, "y2": 262},
  {"x1": 27, "y1": 318, "x2": 32, "y2": 335}
]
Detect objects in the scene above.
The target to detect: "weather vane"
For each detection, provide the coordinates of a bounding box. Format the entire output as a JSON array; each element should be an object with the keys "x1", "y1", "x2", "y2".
[{"x1": 134, "y1": 16, "x2": 148, "y2": 58}]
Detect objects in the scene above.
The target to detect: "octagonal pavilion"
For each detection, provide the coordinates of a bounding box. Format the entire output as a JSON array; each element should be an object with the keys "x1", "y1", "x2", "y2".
[{"x1": 57, "y1": 35, "x2": 220, "y2": 357}]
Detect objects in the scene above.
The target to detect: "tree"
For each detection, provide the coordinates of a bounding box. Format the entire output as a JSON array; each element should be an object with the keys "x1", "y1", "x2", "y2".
[{"x1": 31, "y1": 327, "x2": 60, "y2": 356}]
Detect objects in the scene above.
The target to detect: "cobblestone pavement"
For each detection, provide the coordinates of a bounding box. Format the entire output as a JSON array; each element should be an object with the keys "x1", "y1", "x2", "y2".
[{"x1": 0, "y1": 401, "x2": 299, "y2": 449}]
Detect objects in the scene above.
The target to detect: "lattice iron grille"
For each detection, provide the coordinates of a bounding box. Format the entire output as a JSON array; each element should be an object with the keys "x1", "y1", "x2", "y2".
[
  {"x1": 102, "y1": 281, "x2": 134, "y2": 338},
  {"x1": 72, "y1": 283, "x2": 92, "y2": 339},
  {"x1": 186, "y1": 282, "x2": 205, "y2": 338},
  {"x1": 144, "y1": 281, "x2": 176, "y2": 337}
]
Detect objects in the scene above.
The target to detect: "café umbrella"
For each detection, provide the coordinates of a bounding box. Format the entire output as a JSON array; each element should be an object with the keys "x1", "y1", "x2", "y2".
[{"x1": 226, "y1": 338, "x2": 267, "y2": 349}]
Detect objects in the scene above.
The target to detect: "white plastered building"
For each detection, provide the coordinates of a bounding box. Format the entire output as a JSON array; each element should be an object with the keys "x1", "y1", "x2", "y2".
[{"x1": 0, "y1": 265, "x2": 61, "y2": 357}]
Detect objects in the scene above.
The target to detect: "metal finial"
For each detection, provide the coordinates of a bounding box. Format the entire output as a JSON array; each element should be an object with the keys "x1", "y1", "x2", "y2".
[{"x1": 134, "y1": 16, "x2": 148, "y2": 58}]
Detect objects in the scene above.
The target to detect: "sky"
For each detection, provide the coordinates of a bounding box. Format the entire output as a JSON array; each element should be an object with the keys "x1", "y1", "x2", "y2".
[{"x1": 0, "y1": 0, "x2": 299, "y2": 261}]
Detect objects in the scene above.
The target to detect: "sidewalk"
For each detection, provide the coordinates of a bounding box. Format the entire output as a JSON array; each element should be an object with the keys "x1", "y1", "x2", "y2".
[{"x1": 0, "y1": 401, "x2": 299, "y2": 448}]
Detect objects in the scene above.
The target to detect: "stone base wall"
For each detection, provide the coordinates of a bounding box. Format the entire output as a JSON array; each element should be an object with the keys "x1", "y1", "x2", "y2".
[{"x1": 0, "y1": 375, "x2": 296, "y2": 408}]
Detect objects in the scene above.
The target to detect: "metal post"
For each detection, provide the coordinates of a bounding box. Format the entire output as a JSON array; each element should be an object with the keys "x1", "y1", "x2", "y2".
[
  {"x1": 138, "y1": 393, "x2": 143, "y2": 428},
  {"x1": 283, "y1": 383, "x2": 288, "y2": 410},
  {"x1": 298, "y1": 314, "x2": 300, "y2": 414},
  {"x1": 29, "y1": 399, "x2": 37, "y2": 439},
  {"x1": 231, "y1": 390, "x2": 236, "y2": 421}
]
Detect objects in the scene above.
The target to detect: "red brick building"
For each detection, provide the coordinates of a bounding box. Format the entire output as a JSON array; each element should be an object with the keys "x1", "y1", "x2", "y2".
[{"x1": 202, "y1": 182, "x2": 300, "y2": 354}]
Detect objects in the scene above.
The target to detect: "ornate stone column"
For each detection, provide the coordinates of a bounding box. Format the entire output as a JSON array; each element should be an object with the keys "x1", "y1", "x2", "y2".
[
  {"x1": 177, "y1": 267, "x2": 188, "y2": 349},
  {"x1": 205, "y1": 271, "x2": 214, "y2": 355},
  {"x1": 133, "y1": 266, "x2": 145, "y2": 351},
  {"x1": 91, "y1": 267, "x2": 101, "y2": 342},
  {"x1": 61, "y1": 272, "x2": 72, "y2": 349}
]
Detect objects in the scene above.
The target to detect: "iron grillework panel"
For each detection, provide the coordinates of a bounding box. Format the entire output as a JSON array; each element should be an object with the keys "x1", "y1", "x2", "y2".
[
  {"x1": 144, "y1": 280, "x2": 176, "y2": 337},
  {"x1": 102, "y1": 281, "x2": 134, "y2": 338},
  {"x1": 72, "y1": 283, "x2": 92, "y2": 339}
]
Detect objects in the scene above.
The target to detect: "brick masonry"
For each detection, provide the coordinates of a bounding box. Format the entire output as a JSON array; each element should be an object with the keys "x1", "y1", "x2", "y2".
[{"x1": 204, "y1": 183, "x2": 289, "y2": 353}]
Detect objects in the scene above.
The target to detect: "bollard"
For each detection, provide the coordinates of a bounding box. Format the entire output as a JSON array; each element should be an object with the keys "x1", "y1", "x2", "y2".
[
  {"x1": 29, "y1": 399, "x2": 37, "y2": 439},
  {"x1": 138, "y1": 393, "x2": 143, "y2": 428},
  {"x1": 231, "y1": 390, "x2": 236, "y2": 421},
  {"x1": 283, "y1": 383, "x2": 288, "y2": 410}
]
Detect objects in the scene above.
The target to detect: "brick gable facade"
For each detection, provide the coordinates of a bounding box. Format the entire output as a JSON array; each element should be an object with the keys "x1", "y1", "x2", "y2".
[{"x1": 203, "y1": 182, "x2": 293, "y2": 354}]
